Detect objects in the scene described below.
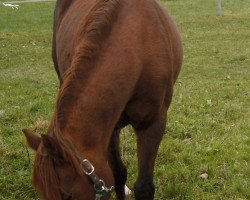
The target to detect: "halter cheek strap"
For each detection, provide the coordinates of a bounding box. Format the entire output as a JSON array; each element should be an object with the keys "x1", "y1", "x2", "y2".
[
  {"x1": 65, "y1": 140, "x2": 114, "y2": 199},
  {"x1": 81, "y1": 159, "x2": 114, "y2": 199}
]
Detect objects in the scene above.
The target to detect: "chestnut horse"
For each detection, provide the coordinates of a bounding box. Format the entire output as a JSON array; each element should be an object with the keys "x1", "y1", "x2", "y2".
[{"x1": 23, "y1": 0, "x2": 182, "y2": 199}]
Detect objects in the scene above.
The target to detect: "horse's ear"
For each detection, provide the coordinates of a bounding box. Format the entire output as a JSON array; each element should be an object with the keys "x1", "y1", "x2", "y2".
[
  {"x1": 41, "y1": 134, "x2": 64, "y2": 163},
  {"x1": 22, "y1": 129, "x2": 41, "y2": 151}
]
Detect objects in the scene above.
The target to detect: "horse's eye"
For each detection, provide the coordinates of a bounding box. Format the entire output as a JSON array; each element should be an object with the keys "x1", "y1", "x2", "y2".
[{"x1": 61, "y1": 193, "x2": 73, "y2": 200}]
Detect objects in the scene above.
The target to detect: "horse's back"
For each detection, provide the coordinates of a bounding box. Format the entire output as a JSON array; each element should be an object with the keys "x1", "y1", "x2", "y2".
[{"x1": 55, "y1": 0, "x2": 182, "y2": 76}]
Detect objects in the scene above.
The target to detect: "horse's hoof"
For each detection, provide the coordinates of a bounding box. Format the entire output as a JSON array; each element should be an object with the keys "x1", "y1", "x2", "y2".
[{"x1": 125, "y1": 185, "x2": 132, "y2": 199}]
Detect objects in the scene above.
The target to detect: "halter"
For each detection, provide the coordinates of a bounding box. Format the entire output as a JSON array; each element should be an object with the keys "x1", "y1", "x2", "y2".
[
  {"x1": 65, "y1": 140, "x2": 114, "y2": 199},
  {"x1": 81, "y1": 159, "x2": 114, "y2": 199}
]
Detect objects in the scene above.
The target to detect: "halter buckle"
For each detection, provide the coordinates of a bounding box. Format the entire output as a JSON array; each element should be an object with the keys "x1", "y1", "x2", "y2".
[{"x1": 81, "y1": 159, "x2": 94, "y2": 175}]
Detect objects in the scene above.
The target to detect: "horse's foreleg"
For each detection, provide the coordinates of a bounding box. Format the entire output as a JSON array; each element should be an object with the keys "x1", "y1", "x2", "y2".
[
  {"x1": 108, "y1": 129, "x2": 127, "y2": 200},
  {"x1": 133, "y1": 112, "x2": 166, "y2": 200}
]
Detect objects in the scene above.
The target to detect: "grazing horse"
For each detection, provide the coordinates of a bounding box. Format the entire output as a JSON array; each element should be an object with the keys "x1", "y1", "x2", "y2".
[{"x1": 23, "y1": 0, "x2": 183, "y2": 199}]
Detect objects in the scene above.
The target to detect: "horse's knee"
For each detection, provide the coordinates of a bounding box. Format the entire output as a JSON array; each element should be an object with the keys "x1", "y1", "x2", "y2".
[{"x1": 134, "y1": 179, "x2": 155, "y2": 200}]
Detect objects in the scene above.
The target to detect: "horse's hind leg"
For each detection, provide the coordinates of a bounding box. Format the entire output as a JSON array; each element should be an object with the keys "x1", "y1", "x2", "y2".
[
  {"x1": 109, "y1": 128, "x2": 127, "y2": 200},
  {"x1": 133, "y1": 110, "x2": 166, "y2": 200}
]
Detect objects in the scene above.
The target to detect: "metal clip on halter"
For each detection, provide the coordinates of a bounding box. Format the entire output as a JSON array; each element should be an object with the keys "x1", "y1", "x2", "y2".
[
  {"x1": 94, "y1": 180, "x2": 114, "y2": 200},
  {"x1": 65, "y1": 140, "x2": 114, "y2": 199},
  {"x1": 81, "y1": 159, "x2": 114, "y2": 199}
]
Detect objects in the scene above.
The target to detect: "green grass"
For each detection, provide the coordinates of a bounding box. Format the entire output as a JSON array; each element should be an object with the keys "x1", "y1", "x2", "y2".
[{"x1": 0, "y1": 0, "x2": 249, "y2": 199}]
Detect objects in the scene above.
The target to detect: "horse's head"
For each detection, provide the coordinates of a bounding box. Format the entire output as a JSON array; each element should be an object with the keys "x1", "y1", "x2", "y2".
[{"x1": 22, "y1": 129, "x2": 96, "y2": 200}]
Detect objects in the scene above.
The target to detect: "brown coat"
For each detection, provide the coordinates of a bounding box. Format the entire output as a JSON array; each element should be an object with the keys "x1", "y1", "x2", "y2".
[{"x1": 24, "y1": 0, "x2": 183, "y2": 199}]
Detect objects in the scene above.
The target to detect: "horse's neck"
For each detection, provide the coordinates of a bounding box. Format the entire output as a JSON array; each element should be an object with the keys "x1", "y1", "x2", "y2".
[
  {"x1": 54, "y1": 87, "x2": 111, "y2": 152},
  {"x1": 54, "y1": 0, "x2": 74, "y2": 29}
]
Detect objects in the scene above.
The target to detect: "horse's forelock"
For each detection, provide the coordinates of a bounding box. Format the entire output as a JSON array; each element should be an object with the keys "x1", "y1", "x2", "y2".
[
  {"x1": 33, "y1": 143, "x2": 81, "y2": 200},
  {"x1": 33, "y1": 153, "x2": 61, "y2": 200}
]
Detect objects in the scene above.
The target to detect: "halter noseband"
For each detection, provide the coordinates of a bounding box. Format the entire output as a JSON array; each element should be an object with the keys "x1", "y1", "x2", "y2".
[{"x1": 65, "y1": 140, "x2": 114, "y2": 199}]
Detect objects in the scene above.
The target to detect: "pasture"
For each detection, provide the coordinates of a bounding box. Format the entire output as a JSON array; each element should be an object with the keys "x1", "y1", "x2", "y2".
[{"x1": 0, "y1": 0, "x2": 249, "y2": 199}]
